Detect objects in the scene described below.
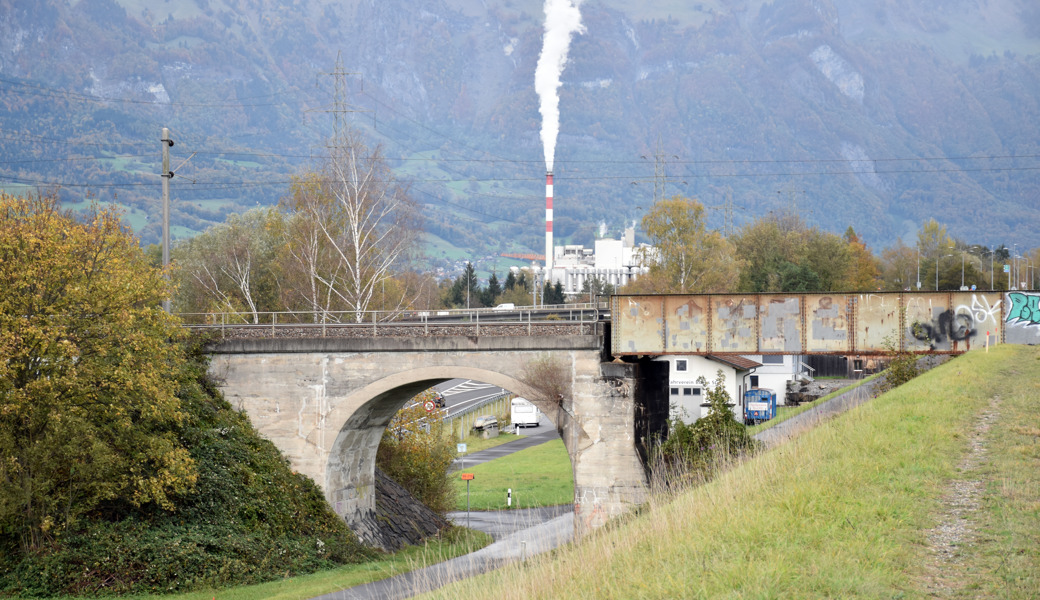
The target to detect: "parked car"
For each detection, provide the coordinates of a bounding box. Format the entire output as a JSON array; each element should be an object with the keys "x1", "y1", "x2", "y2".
[
  {"x1": 472, "y1": 415, "x2": 498, "y2": 431},
  {"x1": 433, "y1": 392, "x2": 446, "y2": 408}
]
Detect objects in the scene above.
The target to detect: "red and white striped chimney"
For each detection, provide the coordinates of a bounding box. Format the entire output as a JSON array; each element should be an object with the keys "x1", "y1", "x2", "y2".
[{"x1": 545, "y1": 171, "x2": 554, "y2": 271}]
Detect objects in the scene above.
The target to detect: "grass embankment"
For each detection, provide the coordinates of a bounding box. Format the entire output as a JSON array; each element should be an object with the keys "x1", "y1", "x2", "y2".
[
  {"x1": 453, "y1": 439, "x2": 574, "y2": 511},
  {"x1": 420, "y1": 345, "x2": 1040, "y2": 599},
  {"x1": 115, "y1": 528, "x2": 491, "y2": 600}
]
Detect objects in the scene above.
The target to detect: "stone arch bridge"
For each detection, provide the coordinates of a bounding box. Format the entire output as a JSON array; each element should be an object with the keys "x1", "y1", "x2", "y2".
[
  {"x1": 206, "y1": 329, "x2": 666, "y2": 548},
  {"x1": 201, "y1": 289, "x2": 1040, "y2": 547}
]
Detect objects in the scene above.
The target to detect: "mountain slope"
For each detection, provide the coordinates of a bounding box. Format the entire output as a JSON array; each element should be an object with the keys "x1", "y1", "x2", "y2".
[{"x1": 0, "y1": 0, "x2": 1037, "y2": 260}]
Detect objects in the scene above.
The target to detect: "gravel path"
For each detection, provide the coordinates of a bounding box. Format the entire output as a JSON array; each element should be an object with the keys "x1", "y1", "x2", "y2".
[{"x1": 920, "y1": 394, "x2": 999, "y2": 597}]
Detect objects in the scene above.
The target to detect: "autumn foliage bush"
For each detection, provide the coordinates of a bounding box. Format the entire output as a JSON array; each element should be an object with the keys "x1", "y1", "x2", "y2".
[
  {"x1": 0, "y1": 194, "x2": 373, "y2": 596},
  {"x1": 376, "y1": 391, "x2": 457, "y2": 514}
]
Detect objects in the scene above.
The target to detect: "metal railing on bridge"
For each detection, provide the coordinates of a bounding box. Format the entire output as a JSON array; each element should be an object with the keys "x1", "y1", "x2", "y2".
[{"x1": 179, "y1": 303, "x2": 607, "y2": 340}]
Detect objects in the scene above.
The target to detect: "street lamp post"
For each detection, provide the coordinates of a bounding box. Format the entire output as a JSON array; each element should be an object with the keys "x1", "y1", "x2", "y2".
[
  {"x1": 916, "y1": 246, "x2": 921, "y2": 290},
  {"x1": 1013, "y1": 244, "x2": 1018, "y2": 290},
  {"x1": 960, "y1": 254, "x2": 965, "y2": 290},
  {"x1": 990, "y1": 246, "x2": 994, "y2": 289},
  {"x1": 937, "y1": 252, "x2": 953, "y2": 291}
]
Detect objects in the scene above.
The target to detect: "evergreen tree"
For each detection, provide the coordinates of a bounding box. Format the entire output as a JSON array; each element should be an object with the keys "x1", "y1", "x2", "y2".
[
  {"x1": 481, "y1": 272, "x2": 502, "y2": 307},
  {"x1": 542, "y1": 281, "x2": 565, "y2": 305},
  {"x1": 504, "y1": 271, "x2": 518, "y2": 290}
]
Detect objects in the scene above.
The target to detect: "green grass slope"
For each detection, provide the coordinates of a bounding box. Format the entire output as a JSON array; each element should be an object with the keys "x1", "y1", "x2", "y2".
[
  {"x1": 452, "y1": 439, "x2": 574, "y2": 511},
  {"x1": 422, "y1": 344, "x2": 1040, "y2": 599}
]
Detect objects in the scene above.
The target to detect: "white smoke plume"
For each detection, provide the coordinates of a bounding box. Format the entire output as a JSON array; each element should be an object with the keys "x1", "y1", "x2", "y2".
[{"x1": 534, "y1": 0, "x2": 584, "y2": 173}]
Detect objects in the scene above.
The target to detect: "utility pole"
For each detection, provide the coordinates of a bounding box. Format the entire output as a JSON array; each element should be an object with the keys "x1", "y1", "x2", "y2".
[
  {"x1": 653, "y1": 137, "x2": 666, "y2": 204},
  {"x1": 161, "y1": 127, "x2": 174, "y2": 313},
  {"x1": 777, "y1": 187, "x2": 806, "y2": 218},
  {"x1": 312, "y1": 52, "x2": 367, "y2": 148},
  {"x1": 723, "y1": 189, "x2": 734, "y2": 236}
]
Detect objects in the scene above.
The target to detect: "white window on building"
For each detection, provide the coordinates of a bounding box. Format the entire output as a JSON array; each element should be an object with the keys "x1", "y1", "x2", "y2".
[
  {"x1": 675, "y1": 359, "x2": 688, "y2": 372},
  {"x1": 762, "y1": 355, "x2": 784, "y2": 364},
  {"x1": 682, "y1": 387, "x2": 702, "y2": 396},
  {"x1": 670, "y1": 387, "x2": 680, "y2": 396}
]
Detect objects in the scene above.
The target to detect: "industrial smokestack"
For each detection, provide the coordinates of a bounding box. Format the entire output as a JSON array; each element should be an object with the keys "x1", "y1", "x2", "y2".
[
  {"x1": 535, "y1": 0, "x2": 584, "y2": 173},
  {"x1": 545, "y1": 171, "x2": 554, "y2": 271}
]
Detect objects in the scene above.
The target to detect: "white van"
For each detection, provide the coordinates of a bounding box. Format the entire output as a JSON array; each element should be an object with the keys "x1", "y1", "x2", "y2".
[{"x1": 510, "y1": 397, "x2": 540, "y2": 428}]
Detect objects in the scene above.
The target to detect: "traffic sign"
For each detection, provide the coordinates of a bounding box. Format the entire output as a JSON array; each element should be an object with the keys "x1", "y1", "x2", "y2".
[
  {"x1": 457, "y1": 443, "x2": 467, "y2": 453},
  {"x1": 461, "y1": 473, "x2": 474, "y2": 480},
  {"x1": 423, "y1": 400, "x2": 436, "y2": 412}
]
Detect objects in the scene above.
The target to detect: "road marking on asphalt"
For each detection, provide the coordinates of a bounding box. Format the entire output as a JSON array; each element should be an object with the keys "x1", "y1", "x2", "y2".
[{"x1": 442, "y1": 380, "x2": 497, "y2": 396}]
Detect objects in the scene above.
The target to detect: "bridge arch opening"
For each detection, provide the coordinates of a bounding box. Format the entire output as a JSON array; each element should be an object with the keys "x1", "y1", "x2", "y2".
[
  {"x1": 210, "y1": 341, "x2": 652, "y2": 549},
  {"x1": 324, "y1": 367, "x2": 578, "y2": 546}
]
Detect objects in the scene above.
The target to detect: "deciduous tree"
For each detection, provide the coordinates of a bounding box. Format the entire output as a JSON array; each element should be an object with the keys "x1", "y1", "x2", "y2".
[
  {"x1": 0, "y1": 193, "x2": 196, "y2": 553},
  {"x1": 632, "y1": 196, "x2": 739, "y2": 293},
  {"x1": 733, "y1": 213, "x2": 855, "y2": 292},
  {"x1": 842, "y1": 227, "x2": 881, "y2": 291},
  {"x1": 173, "y1": 207, "x2": 281, "y2": 322},
  {"x1": 880, "y1": 239, "x2": 919, "y2": 291},
  {"x1": 304, "y1": 132, "x2": 422, "y2": 322},
  {"x1": 917, "y1": 218, "x2": 954, "y2": 288}
]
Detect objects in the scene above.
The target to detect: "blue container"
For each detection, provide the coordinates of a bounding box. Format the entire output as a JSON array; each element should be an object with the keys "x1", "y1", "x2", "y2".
[{"x1": 743, "y1": 388, "x2": 777, "y2": 425}]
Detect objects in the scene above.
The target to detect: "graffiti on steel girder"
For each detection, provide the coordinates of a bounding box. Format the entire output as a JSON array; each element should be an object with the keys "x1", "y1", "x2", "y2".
[
  {"x1": 961, "y1": 294, "x2": 1001, "y2": 324},
  {"x1": 1006, "y1": 292, "x2": 1040, "y2": 327},
  {"x1": 910, "y1": 309, "x2": 974, "y2": 347}
]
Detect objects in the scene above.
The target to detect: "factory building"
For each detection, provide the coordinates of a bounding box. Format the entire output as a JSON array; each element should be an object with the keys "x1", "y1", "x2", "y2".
[{"x1": 547, "y1": 227, "x2": 652, "y2": 296}]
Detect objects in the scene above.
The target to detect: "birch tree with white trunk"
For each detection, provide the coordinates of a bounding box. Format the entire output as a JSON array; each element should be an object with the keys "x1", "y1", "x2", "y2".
[
  {"x1": 174, "y1": 207, "x2": 280, "y2": 323},
  {"x1": 288, "y1": 132, "x2": 421, "y2": 323}
]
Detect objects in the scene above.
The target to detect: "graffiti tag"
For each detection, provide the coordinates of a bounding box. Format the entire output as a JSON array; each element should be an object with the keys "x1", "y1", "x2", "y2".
[
  {"x1": 960, "y1": 294, "x2": 1001, "y2": 324},
  {"x1": 1006, "y1": 292, "x2": 1040, "y2": 326},
  {"x1": 910, "y1": 309, "x2": 974, "y2": 347}
]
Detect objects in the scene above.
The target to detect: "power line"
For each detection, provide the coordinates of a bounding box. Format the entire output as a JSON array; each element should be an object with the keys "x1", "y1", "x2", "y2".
[
  {"x1": 0, "y1": 76, "x2": 299, "y2": 108},
  {"x1": 4, "y1": 163, "x2": 1039, "y2": 190},
  {"x1": 0, "y1": 154, "x2": 152, "y2": 165}
]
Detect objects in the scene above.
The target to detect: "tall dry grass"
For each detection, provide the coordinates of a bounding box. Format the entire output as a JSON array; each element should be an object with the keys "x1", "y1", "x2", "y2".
[{"x1": 414, "y1": 346, "x2": 1037, "y2": 599}]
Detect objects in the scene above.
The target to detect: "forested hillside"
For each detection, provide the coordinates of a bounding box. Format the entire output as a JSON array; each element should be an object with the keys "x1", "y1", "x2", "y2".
[{"x1": 0, "y1": 0, "x2": 1037, "y2": 262}]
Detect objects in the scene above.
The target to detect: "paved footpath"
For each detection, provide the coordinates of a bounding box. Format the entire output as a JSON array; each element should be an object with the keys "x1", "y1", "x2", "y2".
[
  {"x1": 311, "y1": 432, "x2": 570, "y2": 600},
  {"x1": 453, "y1": 429, "x2": 559, "y2": 470},
  {"x1": 311, "y1": 509, "x2": 573, "y2": 600}
]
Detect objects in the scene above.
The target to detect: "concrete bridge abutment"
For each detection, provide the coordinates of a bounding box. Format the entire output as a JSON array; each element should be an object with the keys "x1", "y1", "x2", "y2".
[{"x1": 207, "y1": 334, "x2": 655, "y2": 547}]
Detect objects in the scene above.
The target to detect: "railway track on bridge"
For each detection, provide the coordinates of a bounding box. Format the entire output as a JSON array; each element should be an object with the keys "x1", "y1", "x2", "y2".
[{"x1": 179, "y1": 304, "x2": 608, "y2": 341}]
